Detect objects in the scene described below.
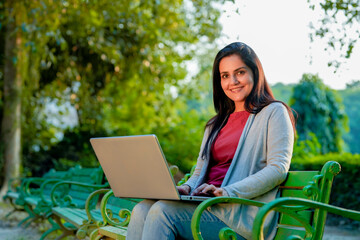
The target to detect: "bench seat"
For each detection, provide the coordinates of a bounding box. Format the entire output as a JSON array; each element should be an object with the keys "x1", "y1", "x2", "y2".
[
  {"x1": 52, "y1": 207, "x2": 103, "y2": 228},
  {"x1": 98, "y1": 226, "x2": 127, "y2": 240}
]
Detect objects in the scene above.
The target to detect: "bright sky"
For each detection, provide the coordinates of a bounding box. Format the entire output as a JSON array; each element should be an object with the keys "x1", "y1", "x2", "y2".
[{"x1": 218, "y1": 0, "x2": 360, "y2": 90}]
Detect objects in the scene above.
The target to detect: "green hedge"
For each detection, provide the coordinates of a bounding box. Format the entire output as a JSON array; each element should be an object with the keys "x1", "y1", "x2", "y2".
[{"x1": 291, "y1": 153, "x2": 360, "y2": 227}]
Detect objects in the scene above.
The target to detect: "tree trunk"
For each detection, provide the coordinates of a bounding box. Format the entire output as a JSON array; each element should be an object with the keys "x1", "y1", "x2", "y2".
[{"x1": 0, "y1": 0, "x2": 25, "y2": 197}]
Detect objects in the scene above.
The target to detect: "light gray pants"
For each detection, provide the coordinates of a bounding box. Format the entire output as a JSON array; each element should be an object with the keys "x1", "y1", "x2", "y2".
[{"x1": 126, "y1": 199, "x2": 245, "y2": 240}]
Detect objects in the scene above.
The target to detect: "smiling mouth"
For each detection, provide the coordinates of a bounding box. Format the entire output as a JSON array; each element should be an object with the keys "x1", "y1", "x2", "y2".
[{"x1": 230, "y1": 87, "x2": 243, "y2": 92}]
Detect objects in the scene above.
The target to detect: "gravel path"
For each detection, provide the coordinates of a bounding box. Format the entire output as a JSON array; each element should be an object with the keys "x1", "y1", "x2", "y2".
[
  {"x1": 323, "y1": 225, "x2": 360, "y2": 240},
  {"x1": 0, "y1": 207, "x2": 43, "y2": 240}
]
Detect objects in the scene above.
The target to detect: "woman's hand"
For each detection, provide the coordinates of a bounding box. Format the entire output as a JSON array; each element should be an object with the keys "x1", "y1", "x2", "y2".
[
  {"x1": 191, "y1": 183, "x2": 228, "y2": 197},
  {"x1": 176, "y1": 185, "x2": 191, "y2": 195}
]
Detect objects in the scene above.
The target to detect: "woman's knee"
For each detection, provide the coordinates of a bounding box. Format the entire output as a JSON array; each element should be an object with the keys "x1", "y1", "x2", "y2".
[
  {"x1": 145, "y1": 201, "x2": 177, "y2": 222},
  {"x1": 146, "y1": 200, "x2": 195, "y2": 223},
  {"x1": 131, "y1": 200, "x2": 155, "y2": 220},
  {"x1": 147, "y1": 201, "x2": 169, "y2": 216}
]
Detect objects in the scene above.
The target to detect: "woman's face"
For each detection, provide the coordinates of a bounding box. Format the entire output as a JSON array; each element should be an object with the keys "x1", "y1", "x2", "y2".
[{"x1": 219, "y1": 54, "x2": 254, "y2": 112}]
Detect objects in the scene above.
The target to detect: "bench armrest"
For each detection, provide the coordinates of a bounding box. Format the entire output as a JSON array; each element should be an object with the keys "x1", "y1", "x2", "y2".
[
  {"x1": 23, "y1": 177, "x2": 64, "y2": 196},
  {"x1": 11, "y1": 177, "x2": 48, "y2": 198},
  {"x1": 252, "y1": 197, "x2": 360, "y2": 240},
  {"x1": 38, "y1": 179, "x2": 66, "y2": 203},
  {"x1": 99, "y1": 190, "x2": 142, "y2": 228},
  {"x1": 191, "y1": 196, "x2": 265, "y2": 240},
  {"x1": 99, "y1": 190, "x2": 131, "y2": 227},
  {"x1": 50, "y1": 181, "x2": 109, "y2": 207},
  {"x1": 85, "y1": 188, "x2": 111, "y2": 224},
  {"x1": 75, "y1": 188, "x2": 112, "y2": 239}
]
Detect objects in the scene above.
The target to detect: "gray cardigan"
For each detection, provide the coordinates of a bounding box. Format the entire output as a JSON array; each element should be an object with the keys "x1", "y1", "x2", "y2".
[{"x1": 185, "y1": 102, "x2": 294, "y2": 239}]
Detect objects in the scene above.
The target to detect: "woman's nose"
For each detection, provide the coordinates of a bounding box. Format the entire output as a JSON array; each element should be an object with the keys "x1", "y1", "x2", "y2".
[{"x1": 231, "y1": 75, "x2": 239, "y2": 84}]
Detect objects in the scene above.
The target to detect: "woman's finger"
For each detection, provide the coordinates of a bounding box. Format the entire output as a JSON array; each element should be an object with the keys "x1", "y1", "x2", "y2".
[
  {"x1": 192, "y1": 183, "x2": 208, "y2": 195},
  {"x1": 213, "y1": 188, "x2": 224, "y2": 196},
  {"x1": 202, "y1": 184, "x2": 215, "y2": 193}
]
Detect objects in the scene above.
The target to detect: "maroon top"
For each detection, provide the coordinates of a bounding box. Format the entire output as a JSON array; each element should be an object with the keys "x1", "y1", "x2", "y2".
[{"x1": 206, "y1": 111, "x2": 250, "y2": 187}]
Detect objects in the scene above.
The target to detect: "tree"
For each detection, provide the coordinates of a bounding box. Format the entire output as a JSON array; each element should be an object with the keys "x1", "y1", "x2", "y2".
[
  {"x1": 0, "y1": 0, "x2": 29, "y2": 196},
  {"x1": 345, "y1": 80, "x2": 360, "y2": 89},
  {"x1": 0, "y1": 0, "x2": 225, "y2": 187},
  {"x1": 290, "y1": 73, "x2": 348, "y2": 154},
  {"x1": 308, "y1": 0, "x2": 360, "y2": 68}
]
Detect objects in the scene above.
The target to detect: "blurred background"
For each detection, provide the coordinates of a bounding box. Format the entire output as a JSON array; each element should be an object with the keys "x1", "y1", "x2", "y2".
[{"x1": 0, "y1": 0, "x2": 359, "y2": 227}]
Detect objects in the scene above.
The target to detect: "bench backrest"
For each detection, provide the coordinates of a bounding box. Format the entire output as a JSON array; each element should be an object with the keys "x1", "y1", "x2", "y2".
[
  {"x1": 275, "y1": 171, "x2": 318, "y2": 239},
  {"x1": 41, "y1": 170, "x2": 70, "y2": 196},
  {"x1": 67, "y1": 165, "x2": 104, "y2": 208},
  {"x1": 274, "y1": 161, "x2": 341, "y2": 240},
  {"x1": 51, "y1": 165, "x2": 104, "y2": 209}
]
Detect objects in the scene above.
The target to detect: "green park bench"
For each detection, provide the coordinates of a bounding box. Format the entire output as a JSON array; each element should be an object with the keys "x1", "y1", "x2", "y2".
[
  {"x1": 39, "y1": 165, "x2": 179, "y2": 240},
  {"x1": 14, "y1": 165, "x2": 104, "y2": 228},
  {"x1": 86, "y1": 161, "x2": 359, "y2": 240},
  {"x1": 3, "y1": 168, "x2": 69, "y2": 219},
  {"x1": 191, "y1": 161, "x2": 360, "y2": 240}
]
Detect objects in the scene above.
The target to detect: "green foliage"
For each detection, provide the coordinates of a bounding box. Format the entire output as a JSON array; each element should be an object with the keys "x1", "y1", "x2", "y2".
[
  {"x1": 0, "y1": 0, "x2": 224, "y2": 179},
  {"x1": 291, "y1": 153, "x2": 360, "y2": 227},
  {"x1": 292, "y1": 132, "x2": 321, "y2": 159},
  {"x1": 308, "y1": 0, "x2": 360, "y2": 67},
  {"x1": 22, "y1": 127, "x2": 108, "y2": 177},
  {"x1": 338, "y1": 85, "x2": 360, "y2": 153},
  {"x1": 290, "y1": 73, "x2": 348, "y2": 154}
]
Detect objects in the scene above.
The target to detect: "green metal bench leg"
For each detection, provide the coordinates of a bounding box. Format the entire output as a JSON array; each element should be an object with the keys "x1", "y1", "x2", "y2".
[
  {"x1": 90, "y1": 228, "x2": 103, "y2": 240},
  {"x1": 55, "y1": 231, "x2": 74, "y2": 240},
  {"x1": 18, "y1": 216, "x2": 32, "y2": 226},
  {"x1": 39, "y1": 213, "x2": 62, "y2": 240},
  {"x1": 77, "y1": 224, "x2": 99, "y2": 239},
  {"x1": 50, "y1": 214, "x2": 77, "y2": 240},
  {"x1": 23, "y1": 215, "x2": 41, "y2": 228},
  {"x1": 18, "y1": 204, "x2": 39, "y2": 227},
  {"x1": 18, "y1": 212, "x2": 36, "y2": 227},
  {"x1": 5, "y1": 208, "x2": 20, "y2": 218},
  {"x1": 4, "y1": 198, "x2": 24, "y2": 219},
  {"x1": 40, "y1": 224, "x2": 62, "y2": 240}
]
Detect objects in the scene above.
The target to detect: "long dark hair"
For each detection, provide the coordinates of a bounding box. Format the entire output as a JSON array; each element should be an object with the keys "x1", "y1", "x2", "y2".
[{"x1": 202, "y1": 42, "x2": 296, "y2": 159}]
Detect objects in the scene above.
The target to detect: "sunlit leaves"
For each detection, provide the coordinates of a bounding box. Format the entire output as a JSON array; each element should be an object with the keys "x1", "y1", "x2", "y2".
[
  {"x1": 0, "y1": 0, "x2": 225, "y2": 172},
  {"x1": 308, "y1": 0, "x2": 360, "y2": 68}
]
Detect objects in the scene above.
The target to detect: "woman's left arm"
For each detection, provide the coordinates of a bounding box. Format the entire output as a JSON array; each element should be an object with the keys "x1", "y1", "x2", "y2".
[{"x1": 223, "y1": 103, "x2": 294, "y2": 199}]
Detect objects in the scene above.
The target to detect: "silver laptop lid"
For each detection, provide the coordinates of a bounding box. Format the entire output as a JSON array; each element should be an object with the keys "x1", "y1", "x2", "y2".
[{"x1": 90, "y1": 135, "x2": 181, "y2": 200}]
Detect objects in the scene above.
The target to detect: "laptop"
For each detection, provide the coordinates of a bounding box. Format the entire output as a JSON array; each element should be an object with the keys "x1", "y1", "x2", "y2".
[{"x1": 90, "y1": 135, "x2": 209, "y2": 201}]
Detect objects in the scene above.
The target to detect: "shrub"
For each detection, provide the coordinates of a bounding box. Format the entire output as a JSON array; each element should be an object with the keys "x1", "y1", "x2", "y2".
[
  {"x1": 291, "y1": 153, "x2": 360, "y2": 227},
  {"x1": 292, "y1": 132, "x2": 321, "y2": 159}
]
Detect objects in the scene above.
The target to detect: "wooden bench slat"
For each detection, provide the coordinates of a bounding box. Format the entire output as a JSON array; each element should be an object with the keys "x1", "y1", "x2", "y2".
[
  {"x1": 53, "y1": 207, "x2": 103, "y2": 227},
  {"x1": 281, "y1": 189, "x2": 308, "y2": 198},
  {"x1": 98, "y1": 226, "x2": 127, "y2": 240},
  {"x1": 281, "y1": 171, "x2": 318, "y2": 187}
]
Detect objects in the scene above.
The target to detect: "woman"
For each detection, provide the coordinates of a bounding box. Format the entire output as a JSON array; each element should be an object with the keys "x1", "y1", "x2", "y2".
[{"x1": 126, "y1": 42, "x2": 295, "y2": 240}]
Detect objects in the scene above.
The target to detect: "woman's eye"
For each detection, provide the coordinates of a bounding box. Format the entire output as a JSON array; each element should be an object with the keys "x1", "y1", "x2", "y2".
[
  {"x1": 237, "y1": 71, "x2": 245, "y2": 75},
  {"x1": 221, "y1": 74, "x2": 228, "y2": 79}
]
